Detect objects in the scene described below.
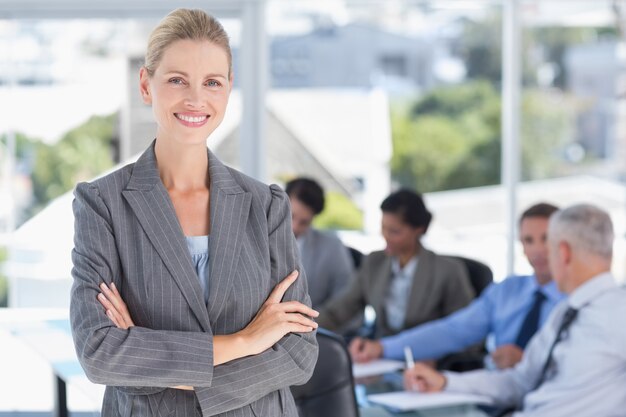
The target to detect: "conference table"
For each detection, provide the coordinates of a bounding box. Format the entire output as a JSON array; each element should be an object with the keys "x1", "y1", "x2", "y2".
[
  {"x1": 355, "y1": 373, "x2": 489, "y2": 417},
  {"x1": 1, "y1": 309, "x2": 489, "y2": 417}
]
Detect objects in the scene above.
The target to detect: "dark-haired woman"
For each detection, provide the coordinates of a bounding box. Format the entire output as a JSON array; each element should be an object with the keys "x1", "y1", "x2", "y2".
[{"x1": 317, "y1": 189, "x2": 474, "y2": 355}]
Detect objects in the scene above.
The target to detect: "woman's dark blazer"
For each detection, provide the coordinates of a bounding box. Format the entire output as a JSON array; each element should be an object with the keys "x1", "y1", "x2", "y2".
[{"x1": 317, "y1": 249, "x2": 474, "y2": 338}]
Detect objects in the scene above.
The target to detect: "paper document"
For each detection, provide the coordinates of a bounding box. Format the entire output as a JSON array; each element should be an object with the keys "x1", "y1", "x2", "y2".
[
  {"x1": 352, "y1": 359, "x2": 405, "y2": 378},
  {"x1": 367, "y1": 391, "x2": 493, "y2": 411}
]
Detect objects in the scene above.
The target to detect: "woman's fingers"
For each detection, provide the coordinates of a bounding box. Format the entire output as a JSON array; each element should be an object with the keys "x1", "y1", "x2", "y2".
[
  {"x1": 106, "y1": 308, "x2": 125, "y2": 329},
  {"x1": 281, "y1": 311, "x2": 318, "y2": 329},
  {"x1": 100, "y1": 282, "x2": 127, "y2": 313},
  {"x1": 238, "y1": 270, "x2": 318, "y2": 356},
  {"x1": 265, "y1": 271, "x2": 299, "y2": 304},
  {"x1": 98, "y1": 292, "x2": 127, "y2": 328},
  {"x1": 111, "y1": 282, "x2": 128, "y2": 312},
  {"x1": 286, "y1": 323, "x2": 316, "y2": 333},
  {"x1": 274, "y1": 300, "x2": 319, "y2": 318},
  {"x1": 98, "y1": 282, "x2": 135, "y2": 328}
]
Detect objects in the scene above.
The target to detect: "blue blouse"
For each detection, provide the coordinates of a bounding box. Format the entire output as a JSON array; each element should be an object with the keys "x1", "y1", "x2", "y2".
[{"x1": 185, "y1": 235, "x2": 210, "y2": 304}]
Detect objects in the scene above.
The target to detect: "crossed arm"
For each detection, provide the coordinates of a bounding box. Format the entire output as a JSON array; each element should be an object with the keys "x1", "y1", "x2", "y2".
[{"x1": 96, "y1": 271, "x2": 317, "y2": 390}]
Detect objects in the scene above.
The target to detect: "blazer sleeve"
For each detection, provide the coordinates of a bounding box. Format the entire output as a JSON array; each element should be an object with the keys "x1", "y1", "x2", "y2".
[
  {"x1": 70, "y1": 182, "x2": 215, "y2": 389},
  {"x1": 316, "y1": 256, "x2": 369, "y2": 330},
  {"x1": 326, "y1": 238, "x2": 355, "y2": 303},
  {"x1": 193, "y1": 184, "x2": 319, "y2": 416},
  {"x1": 440, "y1": 257, "x2": 475, "y2": 317}
]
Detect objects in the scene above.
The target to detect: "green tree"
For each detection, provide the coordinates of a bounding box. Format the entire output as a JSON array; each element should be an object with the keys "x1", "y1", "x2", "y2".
[
  {"x1": 393, "y1": 81, "x2": 501, "y2": 192},
  {"x1": 520, "y1": 90, "x2": 577, "y2": 179},
  {"x1": 391, "y1": 81, "x2": 578, "y2": 192},
  {"x1": 391, "y1": 114, "x2": 471, "y2": 192},
  {"x1": 30, "y1": 113, "x2": 117, "y2": 213},
  {"x1": 313, "y1": 191, "x2": 363, "y2": 231}
]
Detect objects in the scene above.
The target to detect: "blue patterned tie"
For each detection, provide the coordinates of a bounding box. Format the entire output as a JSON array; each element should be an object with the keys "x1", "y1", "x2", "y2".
[{"x1": 515, "y1": 290, "x2": 546, "y2": 349}]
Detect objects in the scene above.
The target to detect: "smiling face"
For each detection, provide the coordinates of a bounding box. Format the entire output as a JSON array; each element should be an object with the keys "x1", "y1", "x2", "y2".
[{"x1": 139, "y1": 39, "x2": 232, "y2": 146}]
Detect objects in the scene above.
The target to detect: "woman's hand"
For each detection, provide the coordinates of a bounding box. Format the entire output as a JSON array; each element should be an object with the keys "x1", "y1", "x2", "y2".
[
  {"x1": 237, "y1": 270, "x2": 319, "y2": 356},
  {"x1": 98, "y1": 282, "x2": 135, "y2": 329}
]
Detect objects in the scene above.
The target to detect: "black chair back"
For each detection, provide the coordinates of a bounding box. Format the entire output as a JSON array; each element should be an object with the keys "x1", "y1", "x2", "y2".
[
  {"x1": 448, "y1": 256, "x2": 493, "y2": 296},
  {"x1": 347, "y1": 246, "x2": 364, "y2": 269},
  {"x1": 437, "y1": 255, "x2": 494, "y2": 372},
  {"x1": 291, "y1": 328, "x2": 359, "y2": 417}
]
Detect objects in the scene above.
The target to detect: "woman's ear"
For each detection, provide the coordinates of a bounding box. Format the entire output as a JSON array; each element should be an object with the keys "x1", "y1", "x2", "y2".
[
  {"x1": 413, "y1": 226, "x2": 426, "y2": 240},
  {"x1": 139, "y1": 67, "x2": 152, "y2": 105}
]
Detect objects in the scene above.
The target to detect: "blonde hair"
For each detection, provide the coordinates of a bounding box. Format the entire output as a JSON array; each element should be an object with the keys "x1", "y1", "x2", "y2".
[{"x1": 144, "y1": 8, "x2": 232, "y2": 76}]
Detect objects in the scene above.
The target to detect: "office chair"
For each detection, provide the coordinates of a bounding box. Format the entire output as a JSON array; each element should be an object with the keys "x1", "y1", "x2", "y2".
[
  {"x1": 437, "y1": 256, "x2": 494, "y2": 372},
  {"x1": 447, "y1": 255, "x2": 493, "y2": 296},
  {"x1": 291, "y1": 328, "x2": 360, "y2": 417},
  {"x1": 347, "y1": 246, "x2": 364, "y2": 269}
]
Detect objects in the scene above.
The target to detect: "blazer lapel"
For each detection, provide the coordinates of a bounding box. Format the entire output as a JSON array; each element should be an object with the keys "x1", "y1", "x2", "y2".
[
  {"x1": 370, "y1": 256, "x2": 393, "y2": 334},
  {"x1": 403, "y1": 248, "x2": 434, "y2": 327},
  {"x1": 122, "y1": 143, "x2": 211, "y2": 332},
  {"x1": 206, "y1": 150, "x2": 251, "y2": 324}
]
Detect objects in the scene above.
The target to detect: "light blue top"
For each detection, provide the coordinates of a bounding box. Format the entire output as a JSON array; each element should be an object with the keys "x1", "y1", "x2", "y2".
[
  {"x1": 185, "y1": 235, "x2": 210, "y2": 304},
  {"x1": 445, "y1": 272, "x2": 626, "y2": 417},
  {"x1": 385, "y1": 256, "x2": 419, "y2": 331},
  {"x1": 381, "y1": 275, "x2": 565, "y2": 361}
]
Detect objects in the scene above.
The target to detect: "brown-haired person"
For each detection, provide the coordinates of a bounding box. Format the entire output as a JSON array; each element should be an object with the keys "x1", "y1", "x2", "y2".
[
  {"x1": 350, "y1": 203, "x2": 565, "y2": 370},
  {"x1": 317, "y1": 189, "x2": 474, "y2": 350},
  {"x1": 285, "y1": 177, "x2": 354, "y2": 309},
  {"x1": 70, "y1": 9, "x2": 318, "y2": 417}
]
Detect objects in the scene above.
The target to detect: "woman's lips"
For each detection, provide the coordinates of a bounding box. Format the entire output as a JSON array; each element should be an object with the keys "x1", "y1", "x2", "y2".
[{"x1": 175, "y1": 113, "x2": 209, "y2": 127}]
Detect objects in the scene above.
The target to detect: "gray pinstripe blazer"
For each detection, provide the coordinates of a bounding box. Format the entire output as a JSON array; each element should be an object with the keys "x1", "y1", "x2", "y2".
[{"x1": 70, "y1": 143, "x2": 318, "y2": 417}]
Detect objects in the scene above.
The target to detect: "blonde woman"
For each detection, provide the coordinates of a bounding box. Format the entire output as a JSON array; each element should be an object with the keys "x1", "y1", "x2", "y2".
[{"x1": 70, "y1": 9, "x2": 318, "y2": 417}]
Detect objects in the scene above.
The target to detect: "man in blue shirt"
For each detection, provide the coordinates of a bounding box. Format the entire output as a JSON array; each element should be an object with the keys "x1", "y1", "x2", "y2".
[{"x1": 350, "y1": 203, "x2": 565, "y2": 370}]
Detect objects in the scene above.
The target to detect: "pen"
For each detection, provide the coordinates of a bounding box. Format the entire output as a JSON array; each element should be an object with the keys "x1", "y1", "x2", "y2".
[{"x1": 404, "y1": 346, "x2": 415, "y2": 369}]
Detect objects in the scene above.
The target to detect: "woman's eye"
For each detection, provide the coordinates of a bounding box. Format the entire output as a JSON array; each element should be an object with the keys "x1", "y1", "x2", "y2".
[
  {"x1": 169, "y1": 78, "x2": 184, "y2": 85},
  {"x1": 206, "y1": 80, "x2": 221, "y2": 87}
]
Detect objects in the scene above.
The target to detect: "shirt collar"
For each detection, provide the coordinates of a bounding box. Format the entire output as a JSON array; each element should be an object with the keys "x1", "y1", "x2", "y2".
[
  {"x1": 567, "y1": 271, "x2": 616, "y2": 309},
  {"x1": 532, "y1": 277, "x2": 565, "y2": 302},
  {"x1": 391, "y1": 256, "x2": 419, "y2": 277}
]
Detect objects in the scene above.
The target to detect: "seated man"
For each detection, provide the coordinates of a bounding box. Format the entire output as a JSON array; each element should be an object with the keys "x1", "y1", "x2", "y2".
[
  {"x1": 404, "y1": 204, "x2": 626, "y2": 416},
  {"x1": 351, "y1": 203, "x2": 565, "y2": 370},
  {"x1": 286, "y1": 177, "x2": 354, "y2": 309}
]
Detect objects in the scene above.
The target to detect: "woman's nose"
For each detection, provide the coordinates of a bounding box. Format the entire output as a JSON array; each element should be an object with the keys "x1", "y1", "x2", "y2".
[{"x1": 184, "y1": 86, "x2": 204, "y2": 108}]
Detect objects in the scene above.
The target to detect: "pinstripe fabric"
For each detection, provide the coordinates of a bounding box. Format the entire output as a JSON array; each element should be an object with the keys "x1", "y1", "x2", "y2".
[{"x1": 70, "y1": 142, "x2": 318, "y2": 417}]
